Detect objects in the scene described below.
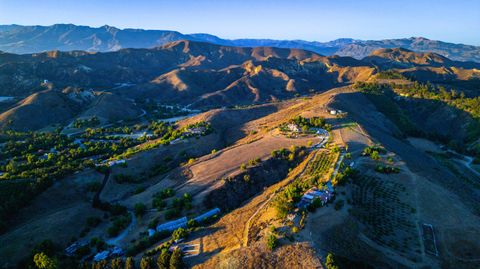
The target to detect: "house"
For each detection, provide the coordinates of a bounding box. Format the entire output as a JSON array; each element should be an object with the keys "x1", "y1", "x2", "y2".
[
  {"x1": 156, "y1": 217, "x2": 188, "y2": 233},
  {"x1": 194, "y1": 208, "x2": 220, "y2": 223},
  {"x1": 107, "y1": 159, "x2": 126, "y2": 167},
  {"x1": 287, "y1": 123, "x2": 300, "y2": 133},
  {"x1": 93, "y1": 250, "x2": 110, "y2": 262},
  {"x1": 187, "y1": 126, "x2": 206, "y2": 135},
  {"x1": 297, "y1": 185, "x2": 335, "y2": 208}
]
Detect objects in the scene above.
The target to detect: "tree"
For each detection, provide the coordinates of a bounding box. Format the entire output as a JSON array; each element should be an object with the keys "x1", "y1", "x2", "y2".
[
  {"x1": 266, "y1": 234, "x2": 278, "y2": 250},
  {"x1": 172, "y1": 227, "x2": 188, "y2": 241},
  {"x1": 169, "y1": 248, "x2": 183, "y2": 269},
  {"x1": 134, "y1": 203, "x2": 146, "y2": 217},
  {"x1": 33, "y1": 252, "x2": 57, "y2": 269},
  {"x1": 156, "y1": 249, "x2": 171, "y2": 269},
  {"x1": 111, "y1": 258, "x2": 123, "y2": 269},
  {"x1": 325, "y1": 253, "x2": 339, "y2": 269},
  {"x1": 187, "y1": 219, "x2": 198, "y2": 228},
  {"x1": 125, "y1": 257, "x2": 135, "y2": 269},
  {"x1": 140, "y1": 256, "x2": 153, "y2": 269}
]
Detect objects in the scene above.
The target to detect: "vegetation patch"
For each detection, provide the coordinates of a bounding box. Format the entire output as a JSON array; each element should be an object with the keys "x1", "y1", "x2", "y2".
[{"x1": 205, "y1": 146, "x2": 308, "y2": 211}]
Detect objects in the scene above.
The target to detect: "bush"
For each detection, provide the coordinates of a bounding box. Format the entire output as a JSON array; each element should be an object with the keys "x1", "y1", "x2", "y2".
[
  {"x1": 325, "y1": 253, "x2": 339, "y2": 269},
  {"x1": 187, "y1": 219, "x2": 198, "y2": 228},
  {"x1": 266, "y1": 234, "x2": 278, "y2": 250},
  {"x1": 170, "y1": 248, "x2": 184, "y2": 269},
  {"x1": 134, "y1": 203, "x2": 146, "y2": 217},
  {"x1": 107, "y1": 214, "x2": 132, "y2": 237},
  {"x1": 165, "y1": 209, "x2": 180, "y2": 220},
  {"x1": 157, "y1": 249, "x2": 171, "y2": 269},
  {"x1": 33, "y1": 252, "x2": 57, "y2": 269},
  {"x1": 334, "y1": 200, "x2": 344, "y2": 211},
  {"x1": 140, "y1": 256, "x2": 153, "y2": 269},
  {"x1": 172, "y1": 227, "x2": 188, "y2": 241},
  {"x1": 86, "y1": 216, "x2": 101, "y2": 227}
]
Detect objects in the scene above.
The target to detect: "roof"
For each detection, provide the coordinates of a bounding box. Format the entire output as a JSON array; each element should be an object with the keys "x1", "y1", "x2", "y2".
[
  {"x1": 194, "y1": 208, "x2": 220, "y2": 223},
  {"x1": 156, "y1": 217, "x2": 188, "y2": 232}
]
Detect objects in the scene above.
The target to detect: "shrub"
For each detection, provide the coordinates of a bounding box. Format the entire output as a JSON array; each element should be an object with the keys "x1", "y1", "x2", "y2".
[
  {"x1": 170, "y1": 248, "x2": 184, "y2": 269},
  {"x1": 157, "y1": 249, "x2": 171, "y2": 269},
  {"x1": 33, "y1": 252, "x2": 57, "y2": 269},
  {"x1": 165, "y1": 209, "x2": 180, "y2": 220},
  {"x1": 334, "y1": 200, "x2": 344, "y2": 211},
  {"x1": 187, "y1": 219, "x2": 198, "y2": 228},
  {"x1": 140, "y1": 256, "x2": 153, "y2": 269},
  {"x1": 266, "y1": 234, "x2": 278, "y2": 250},
  {"x1": 172, "y1": 227, "x2": 188, "y2": 241},
  {"x1": 134, "y1": 203, "x2": 146, "y2": 217},
  {"x1": 325, "y1": 253, "x2": 339, "y2": 269},
  {"x1": 86, "y1": 216, "x2": 101, "y2": 227}
]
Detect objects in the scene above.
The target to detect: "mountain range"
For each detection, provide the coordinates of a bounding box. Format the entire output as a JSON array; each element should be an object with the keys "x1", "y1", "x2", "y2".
[
  {"x1": 1, "y1": 24, "x2": 480, "y2": 63},
  {"x1": 0, "y1": 39, "x2": 479, "y2": 131}
]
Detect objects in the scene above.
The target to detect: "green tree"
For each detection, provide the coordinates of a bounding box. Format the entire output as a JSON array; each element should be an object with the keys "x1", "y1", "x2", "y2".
[
  {"x1": 169, "y1": 248, "x2": 183, "y2": 269},
  {"x1": 33, "y1": 252, "x2": 57, "y2": 269},
  {"x1": 134, "y1": 203, "x2": 146, "y2": 217},
  {"x1": 111, "y1": 258, "x2": 123, "y2": 269},
  {"x1": 156, "y1": 249, "x2": 171, "y2": 269},
  {"x1": 125, "y1": 257, "x2": 135, "y2": 269},
  {"x1": 325, "y1": 253, "x2": 339, "y2": 269},
  {"x1": 140, "y1": 256, "x2": 153, "y2": 269},
  {"x1": 266, "y1": 234, "x2": 278, "y2": 250},
  {"x1": 172, "y1": 227, "x2": 188, "y2": 241}
]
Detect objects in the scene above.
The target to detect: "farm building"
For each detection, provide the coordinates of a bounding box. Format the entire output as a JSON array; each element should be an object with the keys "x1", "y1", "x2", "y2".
[
  {"x1": 156, "y1": 217, "x2": 188, "y2": 233},
  {"x1": 194, "y1": 208, "x2": 221, "y2": 223}
]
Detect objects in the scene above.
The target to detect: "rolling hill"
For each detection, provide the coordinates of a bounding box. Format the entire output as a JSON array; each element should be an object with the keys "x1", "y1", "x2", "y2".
[{"x1": 0, "y1": 40, "x2": 479, "y2": 131}]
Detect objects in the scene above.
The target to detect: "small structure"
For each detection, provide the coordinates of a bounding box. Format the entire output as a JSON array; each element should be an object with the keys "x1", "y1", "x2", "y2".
[
  {"x1": 297, "y1": 185, "x2": 335, "y2": 208},
  {"x1": 194, "y1": 208, "x2": 220, "y2": 223},
  {"x1": 156, "y1": 217, "x2": 188, "y2": 233},
  {"x1": 110, "y1": 246, "x2": 124, "y2": 257},
  {"x1": 107, "y1": 159, "x2": 126, "y2": 167},
  {"x1": 186, "y1": 126, "x2": 206, "y2": 135},
  {"x1": 287, "y1": 123, "x2": 300, "y2": 133},
  {"x1": 326, "y1": 182, "x2": 334, "y2": 193},
  {"x1": 65, "y1": 242, "x2": 87, "y2": 256},
  {"x1": 148, "y1": 229, "x2": 156, "y2": 237},
  {"x1": 93, "y1": 250, "x2": 110, "y2": 262}
]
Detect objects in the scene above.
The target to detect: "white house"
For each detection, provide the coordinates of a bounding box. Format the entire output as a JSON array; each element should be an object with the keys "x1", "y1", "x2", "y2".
[{"x1": 287, "y1": 123, "x2": 300, "y2": 133}]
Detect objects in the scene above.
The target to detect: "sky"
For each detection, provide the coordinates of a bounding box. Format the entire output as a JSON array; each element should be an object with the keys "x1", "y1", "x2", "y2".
[{"x1": 0, "y1": 0, "x2": 479, "y2": 45}]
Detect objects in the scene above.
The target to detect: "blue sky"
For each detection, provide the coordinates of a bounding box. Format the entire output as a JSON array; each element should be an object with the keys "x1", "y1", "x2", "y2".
[{"x1": 1, "y1": 0, "x2": 479, "y2": 45}]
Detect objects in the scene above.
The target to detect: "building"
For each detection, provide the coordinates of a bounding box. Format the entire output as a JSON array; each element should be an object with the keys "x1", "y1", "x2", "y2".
[
  {"x1": 297, "y1": 185, "x2": 335, "y2": 208},
  {"x1": 107, "y1": 159, "x2": 126, "y2": 167},
  {"x1": 194, "y1": 208, "x2": 220, "y2": 223},
  {"x1": 93, "y1": 250, "x2": 110, "y2": 262},
  {"x1": 156, "y1": 217, "x2": 188, "y2": 233},
  {"x1": 287, "y1": 123, "x2": 300, "y2": 133}
]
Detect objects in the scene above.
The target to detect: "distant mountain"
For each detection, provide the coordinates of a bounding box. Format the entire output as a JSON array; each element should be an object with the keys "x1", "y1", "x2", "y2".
[{"x1": 1, "y1": 24, "x2": 480, "y2": 63}]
